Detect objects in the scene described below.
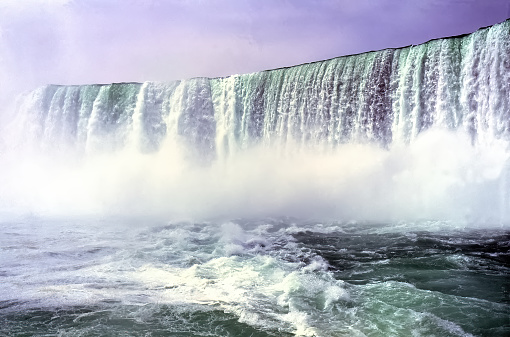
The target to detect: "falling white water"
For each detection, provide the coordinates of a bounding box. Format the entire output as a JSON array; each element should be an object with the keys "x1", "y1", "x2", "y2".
[{"x1": 0, "y1": 20, "x2": 509, "y2": 225}]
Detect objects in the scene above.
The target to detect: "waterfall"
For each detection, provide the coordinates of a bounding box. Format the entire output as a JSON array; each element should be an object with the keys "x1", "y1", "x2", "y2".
[
  {"x1": 12, "y1": 20, "x2": 510, "y2": 158},
  {"x1": 2, "y1": 19, "x2": 509, "y2": 222}
]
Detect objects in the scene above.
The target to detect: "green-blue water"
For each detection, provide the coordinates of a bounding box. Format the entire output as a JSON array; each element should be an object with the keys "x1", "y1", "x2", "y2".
[{"x1": 0, "y1": 218, "x2": 508, "y2": 336}]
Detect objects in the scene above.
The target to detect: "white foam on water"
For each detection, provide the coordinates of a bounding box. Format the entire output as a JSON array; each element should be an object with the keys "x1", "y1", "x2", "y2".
[{"x1": 0, "y1": 218, "x2": 355, "y2": 335}]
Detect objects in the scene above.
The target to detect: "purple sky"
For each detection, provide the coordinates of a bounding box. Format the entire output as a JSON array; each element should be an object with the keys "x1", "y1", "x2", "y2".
[{"x1": 0, "y1": 0, "x2": 509, "y2": 98}]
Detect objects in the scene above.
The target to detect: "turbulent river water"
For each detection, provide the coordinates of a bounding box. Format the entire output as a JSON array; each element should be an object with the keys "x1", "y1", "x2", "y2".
[
  {"x1": 0, "y1": 218, "x2": 508, "y2": 336},
  {"x1": 0, "y1": 19, "x2": 509, "y2": 337}
]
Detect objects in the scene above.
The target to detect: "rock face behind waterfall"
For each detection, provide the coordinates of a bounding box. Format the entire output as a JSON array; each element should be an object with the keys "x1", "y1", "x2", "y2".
[{"x1": 12, "y1": 19, "x2": 510, "y2": 158}]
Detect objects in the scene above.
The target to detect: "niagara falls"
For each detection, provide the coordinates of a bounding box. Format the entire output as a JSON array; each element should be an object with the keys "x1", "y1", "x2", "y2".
[{"x1": 0, "y1": 1, "x2": 509, "y2": 336}]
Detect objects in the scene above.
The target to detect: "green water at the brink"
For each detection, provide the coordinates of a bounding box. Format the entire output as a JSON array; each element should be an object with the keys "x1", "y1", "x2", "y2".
[{"x1": 0, "y1": 219, "x2": 508, "y2": 337}]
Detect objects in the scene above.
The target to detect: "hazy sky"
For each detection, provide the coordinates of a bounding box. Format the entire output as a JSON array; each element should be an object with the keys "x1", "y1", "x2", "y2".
[{"x1": 0, "y1": 0, "x2": 509, "y2": 97}]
